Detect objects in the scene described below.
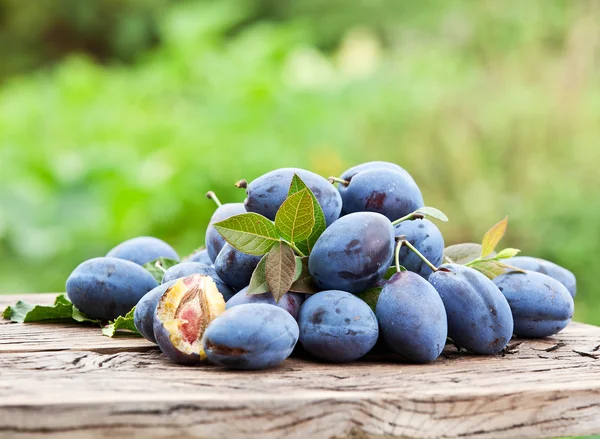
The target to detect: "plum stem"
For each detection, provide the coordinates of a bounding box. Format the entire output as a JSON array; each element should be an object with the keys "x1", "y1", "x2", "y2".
[
  {"x1": 154, "y1": 260, "x2": 168, "y2": 274},
  {"x1": 391, "y1": 211, "x2": 425, "y2": 226},
  {"x1": 206, "y1": 191, "x2": 222, "y2": 208},
  {"x1": 289, "y1": 242, "x2": 306, "y2": 257},
  {"x1": 328, "y1": 176, "x2": 350, "y2": 186},
  {"x1": 394, "y1": 239, "x2": 404, "y2": 273},
  {"x1": 235, "y1": 179, "x2": 248, "y2": 189},
  {"x1": 401, "y1": 239, "x2": 438, "y2": 272}
]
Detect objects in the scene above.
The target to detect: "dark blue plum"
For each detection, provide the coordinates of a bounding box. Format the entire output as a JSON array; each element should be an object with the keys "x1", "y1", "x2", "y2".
[
  {"x1": 308, "y1": 212, "x2": 394, "y2": 293},
  {"x1": 429, "y1": 264, "x2": 513, "y2": 355},
  {"x1": 161, "y1": 262, "x2": 235, "y2": 301},
  {"x1": 376, "y1": 271, "x2": 447, "y2": 363},
  {"x1": 205, "y1": 203, "x2": 246, "y2": 263},
  {"x1": 134, "y1": 280, "x2": 176, "y2": 343},
  {"x1": 504, "y1": 256, "x2": 576, "y2": 297},
  {"x1": 336, "y1": 167, "x2": 424, "y2": 221},
  {"x1": 106, "y1": 236, "x2": 179, "y2": 266},
  {"x1": 214, "y1": 244, "x2": 262, "y2": 291},
  {"x1": 154, "y1": 275, "x2": 226, "y2": 365},
  {"x1": 66, "y1": 257, "x2": 158, "y2": 320},
  {"x1": 493, "y1": 271, "x2": 574, "y2": 338},
  {"x1": 244, "y1": 168, "x2": 342, "y2": 226},
  {"x1": 203, "y1": 304, "x2": 299, "y2": 370},
  {"x1": 340, "y1": 161, "x2": 413, "y2": 181},
  {"x1": 394, "y1": 218, "x2": 444, "y2": 279},
  {"x1": 226, "y1": 287, "x2": 305, "y2": 319},
  {"x1": 298, "y1": 290, "x2": 379, "y2": 362},
  {"x1": 186, "y1": 248, "x2": 212, "y2": 265}
]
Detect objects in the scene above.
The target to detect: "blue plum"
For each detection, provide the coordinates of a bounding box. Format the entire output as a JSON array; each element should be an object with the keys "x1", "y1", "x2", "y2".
[
  {"x1": 154, "y1": 275, "x2": 226, "y2": 365},
  {"x1": 161, "y1": 262, "x2": 236, "y2": 301},
  {"x1": 106, "y1": 236, "x2": 179, "y2": 266},
  {"x1": 493, "y1": 271, "x2": 574, "y2": 338},
  {"x1": 504, "y1": 256, "x2": 576, "y2": 297},
  {"x1": 339, "y1": 161, "x2": 412, "y2": 181},
  {"x1": 298, "y1": 290, "x2": 379, "y2": 362},
  {"x1": 336, "y1": 167, "x2": 424, "y2": 221},
  {"x1": 308, "y1": 212, "x2": 394, "y2": 293},
  {"x1": 243, "y1": 168, "x2": 342, "y2": 226},
  {"x1": 186, "y1": 248, "x2": 212, "y2": 265},
  {"x1": 133, "y1": 280, "x2": 176, "y2": 343},
  {"x1": 214, "y1": 244, "x2": 262, "y2": 291},
  {"x1": 203, "y1": 304, "x2": 299, "y2": 370},
  {"x1": 205, "y1": 203, "x2": 246, "y2": 263},
  {"x1": 226, "y1": 287, "x2": 305, "y2": 319},
  {"x1": 429, "y1": 264, "x2": 513, "y2": 355},
  {"x1": 376, "y1": 271, "x2": 447, "y2": 363},
  {"x1": 394, "y1": 218, "x2": 444, "y2": 279},
  {"x1": 66, "y1": 257, "x2": 158, "y2": 320}
]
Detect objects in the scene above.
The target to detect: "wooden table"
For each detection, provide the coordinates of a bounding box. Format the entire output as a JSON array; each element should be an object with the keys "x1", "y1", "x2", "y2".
[{"x1": 1, "y1": 294, "x2": 599, "y2": 439}]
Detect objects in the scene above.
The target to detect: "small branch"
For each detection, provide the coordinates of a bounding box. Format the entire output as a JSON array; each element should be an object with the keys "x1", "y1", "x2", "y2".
[
  {"x1": 328, "y1": 177, "x2": 349, "y2": 186},
  {"x1": 402, "y1": 239, "x2": 438, "y2": 273},
  {"x1": 206, "y1": 191, "x2": 222, "y2": 208},
  {"x1": 235, "y1": 179, "x2": 248, "y2": 189},
  {"x1": 394, "y1": 239, "x2": 404, "y2": 274},
  {"x1": 288, "y1": 242, "x2": 306, "y2": 258}
]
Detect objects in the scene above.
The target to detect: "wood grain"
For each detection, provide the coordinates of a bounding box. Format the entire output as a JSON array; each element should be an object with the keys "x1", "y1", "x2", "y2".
[{"x1": 1, "y1": 294, "x2": 600, "y2": 439}]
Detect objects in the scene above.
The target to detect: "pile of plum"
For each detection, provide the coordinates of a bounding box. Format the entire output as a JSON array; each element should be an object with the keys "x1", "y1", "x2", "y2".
[{"x1": 65, "y1": 161, "x2": 576, "y2": 370}]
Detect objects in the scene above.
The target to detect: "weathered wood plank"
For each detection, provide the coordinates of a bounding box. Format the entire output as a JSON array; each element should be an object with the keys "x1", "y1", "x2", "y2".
[{"x1": 1, "y1": 294, "x2": 599, "y2": 439}]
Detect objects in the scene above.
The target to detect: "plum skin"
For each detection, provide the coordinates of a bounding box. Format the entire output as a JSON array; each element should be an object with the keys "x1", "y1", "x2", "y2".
[
  {"x1": 134, "y1": 280, "x2": 176, "y2": 343},
  {"x1": 226, "y1": 286, "x2": 305, "y2": 320},
  {"x1": 214, "y1": 244, "x2": 262, "y2": 291},
  {"x1": 205, "y1": 203, "x2": 246, "y2": 263},
  {"x1": 186, "y1": 249, "x2": 212, "y2": 265},
  {"x1": 106, "y1": 236, "x2": 180, "y2": 266},
  {"x1": 161, "y1": 262, "x2": 236, "y2": 301},
  {"x1": 394, "y1": 218, "x2": 444, "y2": 279},
  {"x1": 308, "y1": 212, "x2": 394, "y2": 293},
  {"x1": 244, "y1": 168, "x2": 342, "y2": 226},
  {"x1": 493, "y1": 271, "x2": 574, "y2": 338},
  {"x1": 66, "y1": 257, "x2": 158, "y2": 320},
  {"x1": 203, "y1": 304, "x2": 299, "y2": 370},
  {"x1": 298, "y1": 290, "x2": 379, "y2": 362},
  {"x1": 429, "y1": 264, "x2": 514, "y2": 355},
  {"x1": 337, "y1": 167, "x2": 424, "y2": 221},
  {"x1": 504, "y1": 256, "x2": 576, "y2": 297},
  {"x1": 376, "y1": 271, "x2": 447, "y2": 363}
]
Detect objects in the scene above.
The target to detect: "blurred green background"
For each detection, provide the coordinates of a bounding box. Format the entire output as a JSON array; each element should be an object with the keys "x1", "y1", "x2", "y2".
[{"x1": 1, "y1": 0, "x2": 599, "y2": 325}]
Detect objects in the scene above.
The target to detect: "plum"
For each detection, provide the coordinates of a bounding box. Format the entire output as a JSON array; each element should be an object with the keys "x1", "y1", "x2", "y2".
[
  {"x1": 153, "y1": 274, "x2": 226, "y2": 365},
  {"x1": 205, "y1": 202, "x2": 246, "y2": 263},
  {"x1": 339, "y1": 161, "x2": 412, "y2": 181},
  {"x1": 186, "y1": 248, "x2": 212, "y2": 265},
  {"x1": 376, "y1": 271, "x2": 447, "y2": 363},
  {"x1": 298, "y1": 290, "x2": 378, "y2": 362},
  {"x1": 214, "y1": 244, "x2": 262, "y2": 290},
  {"x1": 161, "y1": 262, "x2": 235, "y2": 301},
  {"x1": 308, "y1": 212, "x2": 394, "y2": 293},
  {"x1": 429, "y1": 264, "x2": 513, "y2": 355},
  {"x1": 334, "y1": 167, "x2": 424, "y2": 221},
  {"x1": 243, "y1": 168, "x2": 342, "y2": 226},
  {"x1": 203, "y1": 304, "x2": 299, "y2": 370},
  {"x1": 133, "y1": 280, "x2": 176, "y2": 343},
  {"x1": 66, "y1": 257, "x2": 158, "y2": 320},
  {"x1": 494, "y1": 271, "x2": 574, "y2": 338},
  {"x1": 394, "y1": 218, "x2": 444, "y2": 279},
  {"x1": 226, "y1": 286, "x2": 305, "y2": 320},
  {"x1": 106, "y1": 236, "x2": 179, "y2": 266},
  {"x1": 504, "y1": 256, "x2": 576, "y2": 297}
]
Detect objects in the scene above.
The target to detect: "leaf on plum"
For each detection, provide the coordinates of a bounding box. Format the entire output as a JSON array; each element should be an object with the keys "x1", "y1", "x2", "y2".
[
  {"x1": 275, "y1": 188, "x2": 315, "y2": 244},
  {"x1": 414, "y1": 206, "x2": 449, "y2": 222},
  {"x1": 287, "y1": 174, "x2": 326, "y2": 255},
  {"x1": 444, "y1": 243, "x2": 484, "y2": 265},
  {"x1": 481, "y1": 216, "x2": 508, "y2": 258},
  {"x1": 265, "y1": 241, "x2": 297, "y2": 302},
  {"x1": 214, "y1": 213, "x2": 280, "y2": 255},
  {"x1": 247, "y1": 255, "x2": 269, "y2": 296},
  {"x1": 143, "y1": 257, "x2": 179, "y2": 283},
  {"x1": 102, "y1": 308, "x2": 140, "y2": 337},
  {"x1": 289, "y1": 256, "x2": 318, "y2": 294}
]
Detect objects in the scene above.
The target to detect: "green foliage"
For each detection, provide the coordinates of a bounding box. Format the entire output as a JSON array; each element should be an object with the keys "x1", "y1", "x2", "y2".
[
  {"x1": 3, "y1": 294, "x2": 99, "y2": 324},
  {"x1": 143, "y1": 257, "x2": 179, "y2": 283},
  {"x1": 0, "y1": 0, "x2": 599, "y2": 325},
  {"x1": 102, "y1": 308, "x2": 140, "y2": 337}
]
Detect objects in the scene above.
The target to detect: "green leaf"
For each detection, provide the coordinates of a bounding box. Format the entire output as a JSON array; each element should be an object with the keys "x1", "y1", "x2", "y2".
[
  {"x1": 481, "y1": 216, "x2": 508, "y2": 258},
  {"x1": 102, "y1": 308, "x2": 140, "y2": 337},
  {"x1": 275, "y1": 188, "x2": 315, "y2": 244},
  {"x1": 214, "y1": 213, "x2": 280, "y2": 255},
  {"x1": 143, "y1": 257, "x2": 179, "y2": 283},
  {"x1": 414, "y1": 206, "x2": 449, "y2": 222},
  {"x1": 247, "y1": 255, "x2": 269, "y2": 295},
  {"x1": 494, "y1": 248, "x2": 521, "y2": 260},
  {"x1": 265, "y1": 241, "x2": 297, "y2": 301},
  {"x1": 469, "y1": 260, "x2": 508, "y2": 280},
  {"x1": 72, "y1": 306, "x2": 100, "y2": 323},
  {"x1": 444, "y1": 243, "x2": 484, "y2": 265},
  {"x1": 4, "y1": 294, "x2": 75, "y2": 323},
  {"x1": 287, "y1": 174, "x2": 326, "y2": 255},
  {"x1": 289, "y1": 256, "x2": 318, "y2": 294},
  {"x1": 355, "y1": 287, "x2": 382, "y2": 313}
]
